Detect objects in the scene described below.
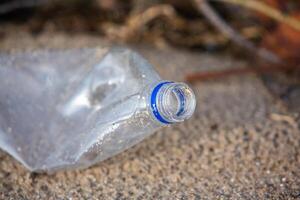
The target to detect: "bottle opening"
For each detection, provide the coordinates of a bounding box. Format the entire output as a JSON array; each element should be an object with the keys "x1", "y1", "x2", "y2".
[{"x1": 150, "y1": 81, "x2": 196, "y2": 124}]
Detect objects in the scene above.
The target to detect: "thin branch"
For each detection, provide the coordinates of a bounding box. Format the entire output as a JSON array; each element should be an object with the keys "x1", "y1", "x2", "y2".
[
  {"x1": 213, "y1": 0, "x2": 300, "y2": 32},
  {"x1": 103, "y1": 4, "x2": 182, "y2": 42},
  {"x1": 186, "y1": 64, "x2": 296, "y2": 83},
  {"x1": 194, "y1": 0, "x2": 281, "y2": 63},
  {"x1": 0, "y1": 0, "x2": 49, "y2": 14}
]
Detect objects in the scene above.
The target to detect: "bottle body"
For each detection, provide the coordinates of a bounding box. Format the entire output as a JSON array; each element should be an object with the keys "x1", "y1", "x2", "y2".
[{"x1": 0, "y1": 47, "x2": 195, "y2": 172}]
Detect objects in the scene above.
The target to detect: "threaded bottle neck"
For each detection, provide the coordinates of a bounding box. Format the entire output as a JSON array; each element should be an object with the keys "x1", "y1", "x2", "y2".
[{"x1": 150, "y1": 81, "x2": 196, "y2": 124}]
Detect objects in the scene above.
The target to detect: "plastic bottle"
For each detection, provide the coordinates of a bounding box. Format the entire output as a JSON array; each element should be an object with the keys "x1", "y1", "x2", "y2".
[{"x1": 0, "y1": 47, "x2": 196, "y2": 172}]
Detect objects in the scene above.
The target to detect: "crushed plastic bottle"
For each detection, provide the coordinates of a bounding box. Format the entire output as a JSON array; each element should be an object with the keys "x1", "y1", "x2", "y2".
[{"x1": 0, "y1": 47, "x2": 196, "y2": 172}]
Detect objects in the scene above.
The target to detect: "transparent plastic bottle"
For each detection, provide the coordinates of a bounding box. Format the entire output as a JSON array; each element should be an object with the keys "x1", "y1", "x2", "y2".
[{"x1": 0, "y1": 47, "x2": 196, "y2": 172}]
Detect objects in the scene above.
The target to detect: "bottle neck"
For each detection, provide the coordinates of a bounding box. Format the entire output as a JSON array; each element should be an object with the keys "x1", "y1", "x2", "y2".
[{"x1": 149, "y1": 81, "x2": 196, "y2": 125}]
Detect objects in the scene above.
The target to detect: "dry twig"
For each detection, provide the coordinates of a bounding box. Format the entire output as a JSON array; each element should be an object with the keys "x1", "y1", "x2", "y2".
[
  {"x1": 213, "y1": 0, "x2": 300, "y2": 32},
  {"x1": 0, "y1": 0, "x2": 49, "y2": 14},
  {"x1": 186, "y1": 64, "x2": 295, "y2": 83},
  {"x1": 194, "y1": 0, "x2": 281, "y2": 63},
  {"x1": 102, "y1": 4, "x2": 178, "y2": 41}
]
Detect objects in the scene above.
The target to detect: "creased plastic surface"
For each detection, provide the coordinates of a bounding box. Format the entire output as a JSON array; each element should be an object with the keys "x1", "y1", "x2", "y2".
[{"x1": 0, "y1": 47, "x2": 162, "y2": 172}]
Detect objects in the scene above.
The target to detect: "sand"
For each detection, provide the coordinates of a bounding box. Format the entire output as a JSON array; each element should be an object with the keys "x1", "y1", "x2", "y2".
[{"x1": 0, "y1": 30, "x2": 299, "y2": 199}]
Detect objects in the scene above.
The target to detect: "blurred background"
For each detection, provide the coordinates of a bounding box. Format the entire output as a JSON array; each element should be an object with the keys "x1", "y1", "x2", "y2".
[{"x1": 0, "y1": 0, "x2": 300, "y2": 112}]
